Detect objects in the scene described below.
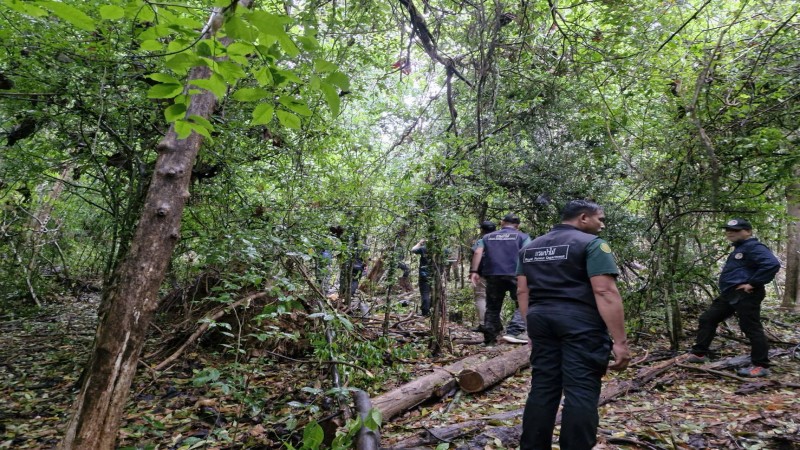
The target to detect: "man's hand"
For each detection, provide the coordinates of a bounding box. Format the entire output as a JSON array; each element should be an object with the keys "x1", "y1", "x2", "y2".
[
  {"x1": 735, "y1": 283, "x2": 754, "y2": 293},
  {"x1": 469, "y1": 272, "x2": 480, "y2": 287},
  {"x1": 608, "y1": 341, "x2": 631, "y2": 372}
]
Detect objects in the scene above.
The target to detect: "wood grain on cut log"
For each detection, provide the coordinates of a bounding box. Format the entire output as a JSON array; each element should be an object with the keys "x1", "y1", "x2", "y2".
[
  {"x1": 373, "y1": 346, "x2": 529, "y2": 420},
  {"x1": 457, "y1": 345, "x2": 530, "y2": 393}
]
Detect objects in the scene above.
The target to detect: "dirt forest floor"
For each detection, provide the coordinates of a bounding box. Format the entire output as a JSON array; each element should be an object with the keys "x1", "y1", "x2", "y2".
[{"x1": 1, "y1": 292, "x2": 799, "y2": 450}]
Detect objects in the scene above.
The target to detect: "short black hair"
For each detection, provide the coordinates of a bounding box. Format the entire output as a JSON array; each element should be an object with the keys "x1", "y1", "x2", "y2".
[
  {"x1": 560, "y1": 200, "x2": 603, "y2": 221},
  {"x1": 479, "y1": 221, "x2": 496, "y2": 232}
]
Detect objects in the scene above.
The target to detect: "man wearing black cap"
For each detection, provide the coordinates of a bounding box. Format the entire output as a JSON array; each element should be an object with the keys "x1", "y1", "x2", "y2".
[
  {"x1": 470, "y1": 213, "x2": 531, "y2": 346},
  {"x1": 470, "y1": 221, "x2": 497, "y2": 330},
  {"x1": 688, "y1": 218, "x2": 781, "y2": 377}
]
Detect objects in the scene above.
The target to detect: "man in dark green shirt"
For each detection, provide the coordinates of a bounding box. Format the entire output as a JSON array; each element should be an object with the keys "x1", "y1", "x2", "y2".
[{"x1": 517, "y1": 200, "x2": 630, "y2": 450}]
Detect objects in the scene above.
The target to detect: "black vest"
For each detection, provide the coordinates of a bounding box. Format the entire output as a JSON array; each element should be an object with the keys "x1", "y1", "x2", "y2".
[
  {"x1": 483, "y1": 227, "x2": 530, "y2": 276},
  {"x1": 520, "y1": 224, "x2": 598, "y2": 307}
]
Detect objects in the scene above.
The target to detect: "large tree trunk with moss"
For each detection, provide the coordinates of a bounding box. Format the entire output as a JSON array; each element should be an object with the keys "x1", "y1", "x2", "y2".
[
  {"x1": 782, "y1": 175, "x2": 800, "y2": 309},
  {"x1": 59, "y1": 4, "x2": 249, "y2": 448}
]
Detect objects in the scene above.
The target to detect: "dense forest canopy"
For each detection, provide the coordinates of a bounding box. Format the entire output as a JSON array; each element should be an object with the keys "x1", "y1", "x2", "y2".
[{"x1": 0, "y1": 0, "x2": 798, "y2": 448}]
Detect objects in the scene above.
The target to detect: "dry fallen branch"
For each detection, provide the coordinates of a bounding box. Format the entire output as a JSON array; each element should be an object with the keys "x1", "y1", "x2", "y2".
[{"x1": 153, "y1": 292, "x2": 266, "y2": 371}]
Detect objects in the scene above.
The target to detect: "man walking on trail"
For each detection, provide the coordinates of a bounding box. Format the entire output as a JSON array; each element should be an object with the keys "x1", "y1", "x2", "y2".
[
  {"x1": 687, "y1": 218, "x2": 780, "y2": 378},
  {"x1": 517, "y1": 200, "x2": 630, "y2": 450},
  {"x1": 470, "y1": 220, "x2": 496, "y2": 331},
  {"x1": 469, "y1": 213, "x2": 530, "y2": 346}
]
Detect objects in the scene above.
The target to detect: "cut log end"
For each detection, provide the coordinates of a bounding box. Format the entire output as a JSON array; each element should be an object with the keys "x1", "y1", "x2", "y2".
[{"x1": 457, "y1": 369, "x2": 485, "y2": 393}]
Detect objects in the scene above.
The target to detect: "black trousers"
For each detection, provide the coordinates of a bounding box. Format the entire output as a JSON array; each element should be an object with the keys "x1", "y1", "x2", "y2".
[
  {"x1": 483, "y1": 276, "x2": 517, "y2": 343},
  {"x1": 419, "y1": 276, "x2": 431, "y2": 316},
  {"x1": 521, "y1": 303, "x2": 611, "y2": 450},
  {"x1": 691, "y1": 287, "x2": 769, "y2": 367}
]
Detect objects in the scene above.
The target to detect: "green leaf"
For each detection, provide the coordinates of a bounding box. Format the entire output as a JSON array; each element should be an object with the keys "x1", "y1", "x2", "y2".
[
  {"x1": 40, "y1": 1, "x2": 95, "y2": 31},
  {"x1": 233, "y1": 88, "x2": 271, "y2": 102},
  {"x1": 147, "y1": 83, "x2": 183, "y2": 99},
  {"x1": 302, "y1": 422, "x2": 324, "y2": 449},
  {"x1": 320, "y1": 82, "x2": 340, "y2": 116},
  {"x1": 276, "y1": 34, "x2": 300, "y2": 57},
  {"x1": 273, "y1": 68, "x2": 302, "y2": 86},
  {"x1": 297, "y1": 35, "x2": 318, "y2": 50},
  {"x1": 254, "y1": 67, "x2": 274, "y2": 86},
  {"x1": 188, "y1": 114, "x2": 213, "y2": 130},
  {"x1": 175, "y1": 119, "x2": 192, "y2": 139},
  {"x1": 251, "y1": 103, "x2": 274, "y2": 126},
  {"x1": 224, "y1": 15, "x2": 257, "y2": 41},
  {"x1": 314, "y1": 59, "x2": 337, "y2": 73},
  {"x1": 227, "y1": 42, "x2": 256, "y2": 56},
  {"x1": 165, "y1": 53, "x2": 203, "y2": 74},
  {"x1": 2, "y1": 0, "x2": 48, "y2": 17},
  {"x1": 99, "y1": 5, "x2": 124, "y2": 20},
  {"x1": 147, "y1": 73, "x2": 181, "y2": 85},
  {"x1": 213, "y1": 61, "x2": 247, "y2": 83},
  {"x1": 279, "y1": 96, "x2": 312, "y2": 116},
  {"x1": 276, "y1": 110, "x2": 301, "y2": 129},
  {"x1": 190, "y1": 73, "x2": 227, "y2": 99},
  {"x1": 164, "y1": 103, "x2": 187, "y2": 122},
  {"x1": 325, "y1": 71, "x2": 350, "y2": 91},
  {"x1": 365, "y1": 408, "x2": 382, "y2": 431},
  {"x1": 139, "y1": 40, "x2": 163, "y2": 51}
]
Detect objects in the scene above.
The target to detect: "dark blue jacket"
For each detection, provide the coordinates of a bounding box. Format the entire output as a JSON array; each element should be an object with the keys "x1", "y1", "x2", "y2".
[
  {"x1": 519, "y1": 224, "x2": 598, "y2": 307},
  {"x1": 718, "y1": 238, "x2": 780, "y2": 293},
  {"x1": 482, "y1": 227, "x2": 530, "y2": 276}
]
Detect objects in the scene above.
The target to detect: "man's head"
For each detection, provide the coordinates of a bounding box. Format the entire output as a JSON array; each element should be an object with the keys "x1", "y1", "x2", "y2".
[
  {"x1": 479, "y1": 221, "x2": 496, "y2": 234},
  {"x1": 560, "y1": 200, "x2": 605, "y2": 235},
  {"x1": 721, "y1": 218, "x2": 753, "y2": 242},
  {"x1": 500, "y1": 213, "x2": 521, "y2": 229}
]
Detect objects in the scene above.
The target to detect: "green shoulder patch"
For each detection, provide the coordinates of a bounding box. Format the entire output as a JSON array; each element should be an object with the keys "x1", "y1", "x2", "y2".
[{"x1": 600, "y1": 243, "x2": 612, "y2": 253}]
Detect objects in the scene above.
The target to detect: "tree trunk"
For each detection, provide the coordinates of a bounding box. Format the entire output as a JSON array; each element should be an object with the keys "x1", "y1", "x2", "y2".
[
  {"x1": 59, "y1": 4, "x2": 249, "y2": 449},
  {"x1": 782, "y1": 173, "x2": 800, "y2": 309},
  {"x1": 372, "y1": 346, "x2": 526, "y2": 421},
  {"x1": 456, "y1": 345, "x2": 530, "y2": 393}
]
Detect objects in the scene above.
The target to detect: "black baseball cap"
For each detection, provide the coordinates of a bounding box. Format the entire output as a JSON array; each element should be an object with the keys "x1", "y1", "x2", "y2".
[
  {"x1": 721, "y1": 218, "x2": 752, "y2": 230},
  {"x1": 501, "y1": 213, "x2": 520, "y2": 224}
]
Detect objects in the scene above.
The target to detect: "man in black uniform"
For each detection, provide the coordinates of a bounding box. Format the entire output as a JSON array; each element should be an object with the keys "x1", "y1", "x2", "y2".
[
  {"x1": 688, "y1": 218, "x2": 780, "y2": 377},
  {"x1": 470, "y1": 213, "x2": 530, "y2": 346},
  {"x1": 411, "y1": 239, "x2": 432, "y2": 316},
  {"x1": 517, "y1": 200, "x2": 630, "y2": 450}
]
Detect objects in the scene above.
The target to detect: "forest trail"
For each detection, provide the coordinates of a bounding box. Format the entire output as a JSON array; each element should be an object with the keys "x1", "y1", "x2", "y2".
[{"x1": 1, "y1": 295, "x2": 799, "y2": 449}]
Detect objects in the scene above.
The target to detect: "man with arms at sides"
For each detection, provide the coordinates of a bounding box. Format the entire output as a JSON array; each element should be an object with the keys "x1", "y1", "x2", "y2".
[
  {"x1": 470, "y1": 213, "x2": 530, "y2": 346},
  {"x1": 517, "y1": 200, "x2": 631, "y2": 450},
  {"x1": 687, "y1": 218, "x2": 780, "y2": 377}
]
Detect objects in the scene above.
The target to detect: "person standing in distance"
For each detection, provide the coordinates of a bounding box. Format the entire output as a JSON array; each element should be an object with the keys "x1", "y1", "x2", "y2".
[
  {"x1": 411, "y1": 239, "x2": 432, "y2": 317},
  {"x1": 470, "y1": 213, "x2": 530, "y2": 346},
  {"x1": 517, "y1": 200, "x2": 630, "y2": 450},
  {"x1": 687, "y1": 218, "x2": 780, "y2": 377}
]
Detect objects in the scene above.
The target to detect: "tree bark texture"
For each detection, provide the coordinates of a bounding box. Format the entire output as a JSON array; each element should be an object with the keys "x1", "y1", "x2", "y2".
[
  {"x1": 457, "y1": 345, "x2": 530, "y2": 393},
  {"x1": 59, "y1": 3, "x2": 251, "y2": 448},
  {"x1": 782, "y1": 173, "x2": 800, "y2": 308},
  {"x1": 372, "y1": 346, "x2": 525, "y2": 420}
]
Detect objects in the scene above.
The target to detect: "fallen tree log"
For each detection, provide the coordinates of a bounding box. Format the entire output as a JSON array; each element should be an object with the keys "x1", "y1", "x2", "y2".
[
  {"x1": 457, "y1": 345, "x2": 530, "y2": 393},
  {"x1": 373, "y1": 346, "x2": 529, "y2": 421},
  {"x1": 392, "y1": 354, "x2": 692, "y2": 448},
  {"x1": 704, "y1": 348, "x2": 788, "y2": 370}
]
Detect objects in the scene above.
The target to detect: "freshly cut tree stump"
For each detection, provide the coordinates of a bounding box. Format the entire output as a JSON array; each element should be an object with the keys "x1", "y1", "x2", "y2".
[{"x1": 456, "y1": 345, "x2": 530, "y2": 393}]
